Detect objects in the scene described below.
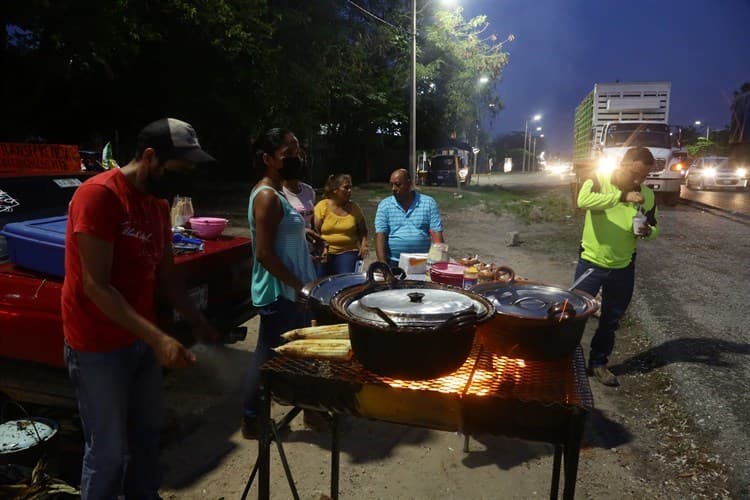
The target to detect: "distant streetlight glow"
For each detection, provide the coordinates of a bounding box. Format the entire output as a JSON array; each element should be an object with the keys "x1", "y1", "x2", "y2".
[{"x1": 523, "y1": 114, "x2": 542, "y2": 172}]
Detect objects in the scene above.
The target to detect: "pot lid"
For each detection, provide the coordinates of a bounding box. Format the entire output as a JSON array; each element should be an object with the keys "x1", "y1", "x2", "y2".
[
  {"x1": 471, "y1": 282, "x2": 593, "y2": 320},
  {"x1": 346, "y1": 287, "x2": 478, "y2": 326},
  {"x1": 0, "y1": 418, "x2": 58, "y2": 454},
  {"x1": 303, "y1": 272, "x2": 367, "y2": 305}
]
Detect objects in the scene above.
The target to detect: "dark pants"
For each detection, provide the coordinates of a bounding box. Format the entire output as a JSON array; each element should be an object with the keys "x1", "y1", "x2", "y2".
[
  {"x1": 316, "y1": 250, "x2": 360, "y2": 277},
  {"x1": 64, "y1": 341, "x2": 162, "y2": 500},
  {"x1": 242, "y1": 297, "x2": 310, "y2": 417},
  {"x1": 573, "y1": 257, "x2": 636, "y2": 368}
]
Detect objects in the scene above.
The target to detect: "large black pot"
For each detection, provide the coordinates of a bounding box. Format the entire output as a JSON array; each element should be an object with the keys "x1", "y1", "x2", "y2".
[
  {"x1": 471, "y1": 278, "x2": 598, "y2": 360},
  {"x1": 330, "y1": 262, "x2": 495, "y2": 379}
]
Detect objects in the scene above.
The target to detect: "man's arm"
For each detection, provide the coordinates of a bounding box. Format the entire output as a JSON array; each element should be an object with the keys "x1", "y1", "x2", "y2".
[
  {"x1": 77, "y1": 233, "x2": 195, "y2": 367},
  {"x1": 428, "y1": 198, "x2": 444, "y2": 243},
  {"x1": 577, "y1": 178, "x2": 640, "y2": 210},
  {"x1": 375, "y1": 232, "x2": 388, "y2": 263}
]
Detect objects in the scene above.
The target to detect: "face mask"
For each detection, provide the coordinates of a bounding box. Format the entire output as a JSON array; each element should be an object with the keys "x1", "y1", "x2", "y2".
[
  {"x1": 146, "y1": 170, "x2": 193, "y2": 200},
  {"x1": 279, "y1": 156, "x2": 305, "y2": 180}
]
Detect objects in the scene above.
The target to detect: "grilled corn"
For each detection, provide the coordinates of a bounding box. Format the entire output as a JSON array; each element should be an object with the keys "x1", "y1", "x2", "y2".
[
  {"x1": 281, "y1": 324, "x2": 350, "y2": 341},
  {"x1": 273, "y1": 339, "x2": 352, "y2": 361}
]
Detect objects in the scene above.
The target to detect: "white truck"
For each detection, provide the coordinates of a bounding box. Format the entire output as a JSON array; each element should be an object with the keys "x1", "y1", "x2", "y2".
[{"x1": 573, "y1": 81, "x2": 684, "y2": 205}]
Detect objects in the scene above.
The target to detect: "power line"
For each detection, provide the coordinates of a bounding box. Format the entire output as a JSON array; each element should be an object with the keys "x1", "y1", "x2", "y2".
[{"x1": 346, "y1": 0, "x2": 399, "y2": 30}]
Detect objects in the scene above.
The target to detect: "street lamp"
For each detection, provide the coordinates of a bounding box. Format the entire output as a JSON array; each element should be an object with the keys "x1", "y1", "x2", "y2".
[
  {"x1": 522, "y1": 114, "x2": 541, "y2": 172},
  {"x1": 694, "y1": 120, "x2": 710, "y2": 140},
  {"x1": 532, "y1": 132, "x2": 544, "y2": 171}
]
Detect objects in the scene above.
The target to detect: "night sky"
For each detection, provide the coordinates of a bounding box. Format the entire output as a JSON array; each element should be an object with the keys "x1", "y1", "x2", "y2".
[{"x1": 460, "y1": 0, "x2": 750, "y2": 156}]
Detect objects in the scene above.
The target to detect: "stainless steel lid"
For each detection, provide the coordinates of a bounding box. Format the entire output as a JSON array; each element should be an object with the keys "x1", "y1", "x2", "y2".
[
  {"x1": 302, "y1": 272, "x2": 367, "y2": 305},
  {"x1": 471, "y1": 282, "x2": 594, "y2": 320},
  {"x1": 346, "y1": 287, "x2": 479, "y2": 326},
  {"x1": 0, "y1": 418, "x2": 58, "y2": 454}
]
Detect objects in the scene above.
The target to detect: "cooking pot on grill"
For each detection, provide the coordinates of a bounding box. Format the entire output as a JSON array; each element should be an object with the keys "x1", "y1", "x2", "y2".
[
  {"x1": 330, "y1": 262, "x2": 495, "y2": 379},
  {"x1": 471, "y1": 274, "x2": 598, "y2": 360},
  {"x1": 300, "y1": 268, "x2": 408, "y2": 325}
]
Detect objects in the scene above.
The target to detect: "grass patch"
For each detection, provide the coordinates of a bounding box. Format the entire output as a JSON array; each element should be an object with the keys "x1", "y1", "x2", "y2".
[{"x1": 357, "y1": 184, "x2": 577, "y2": 224}]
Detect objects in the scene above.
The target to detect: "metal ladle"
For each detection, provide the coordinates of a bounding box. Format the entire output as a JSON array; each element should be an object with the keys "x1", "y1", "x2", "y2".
[{"x1": 568, "y1": 267, "x2": 595, "y2": 291}]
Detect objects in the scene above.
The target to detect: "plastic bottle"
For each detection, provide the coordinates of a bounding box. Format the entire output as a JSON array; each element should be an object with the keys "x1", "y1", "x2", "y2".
[{"x1": 462, "y1": 265, "x2": 478, "y2": 289}]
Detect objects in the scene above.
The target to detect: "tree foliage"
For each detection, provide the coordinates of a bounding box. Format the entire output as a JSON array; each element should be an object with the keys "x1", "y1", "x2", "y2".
[{"x1": 1, "y1": 1, "x2": 511, "y2": 178}]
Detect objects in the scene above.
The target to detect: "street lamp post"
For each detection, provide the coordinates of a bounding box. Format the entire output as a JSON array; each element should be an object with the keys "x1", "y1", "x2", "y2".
[
  {"x1": 694, "y1": 120, "x2": 710, "y2": 140},
  {"x1": 522, "y1": 114, "x2": 541, "y2": 172},
  {"x1": 532, "y1": 132, "x2": 544, "y2": 171}
]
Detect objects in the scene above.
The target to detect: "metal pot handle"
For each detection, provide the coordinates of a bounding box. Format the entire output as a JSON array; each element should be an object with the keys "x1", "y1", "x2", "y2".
[
  {"x1": 366, "y1": 261, "x2": 396, "y2": 285},
  {"x1": 547, "y1": 300, "x2": 577, "y2": 322},
  {"x1": 495, "y1": 265, "x2": 515, "y2": 283}
]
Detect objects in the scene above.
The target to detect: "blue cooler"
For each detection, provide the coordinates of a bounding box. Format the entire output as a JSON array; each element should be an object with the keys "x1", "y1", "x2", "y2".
[{"x1": 1, "y1": 216, "x2": 68, "y2": 277}]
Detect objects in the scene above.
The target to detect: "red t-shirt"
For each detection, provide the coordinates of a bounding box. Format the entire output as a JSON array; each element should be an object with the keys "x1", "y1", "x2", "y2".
[{"x1": 61, "y1": 169, "x2": 171, "y2": 352}]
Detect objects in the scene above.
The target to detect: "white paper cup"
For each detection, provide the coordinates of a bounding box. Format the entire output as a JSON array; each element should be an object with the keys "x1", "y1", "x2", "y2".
[{"x1": 632, "y1": 214, "x2": 647, "y2": 234}]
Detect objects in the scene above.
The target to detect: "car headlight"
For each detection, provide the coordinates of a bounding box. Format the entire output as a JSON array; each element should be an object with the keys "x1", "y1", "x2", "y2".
[
  {"x1": 737, "y1": 167, "x2": 747, "y2": 177},
  {"x1": 597, "y1": 156, "x2": 617, "y2": 174},
  {"x1": 703, "y1": 167, "x2": 716, "y2": 177}
]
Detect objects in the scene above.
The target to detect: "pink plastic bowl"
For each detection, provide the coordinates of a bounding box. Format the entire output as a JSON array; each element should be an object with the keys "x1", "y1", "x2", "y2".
[{"x1": 189, "y1": 217, "x2": 228, "y2": 239}]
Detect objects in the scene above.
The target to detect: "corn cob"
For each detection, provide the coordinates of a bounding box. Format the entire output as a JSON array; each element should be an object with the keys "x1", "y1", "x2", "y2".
[
  {"x1": 281, "y1": 323, "x2": 350, "y2": 341},
  {"x1": 273, "y1": 339, "x2": 352, "y2": 361}
]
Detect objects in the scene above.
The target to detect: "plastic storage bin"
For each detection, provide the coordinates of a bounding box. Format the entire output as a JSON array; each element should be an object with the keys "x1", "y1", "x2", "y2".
[{"x1": 0, "y1": 216, "x2": 67, "y2": 277}]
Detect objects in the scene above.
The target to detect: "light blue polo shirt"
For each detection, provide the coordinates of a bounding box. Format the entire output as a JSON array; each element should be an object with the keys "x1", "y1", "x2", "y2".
[{"x1": 374, "y1": 192, "x2": 443, "y2": 264}]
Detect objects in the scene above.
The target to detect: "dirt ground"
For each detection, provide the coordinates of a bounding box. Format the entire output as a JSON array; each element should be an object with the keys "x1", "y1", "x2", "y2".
[{"x1": 154, "y1": 185, "x2": 732, "y2": 499}]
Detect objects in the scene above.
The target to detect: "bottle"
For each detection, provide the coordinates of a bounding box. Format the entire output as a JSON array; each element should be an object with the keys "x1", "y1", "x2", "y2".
[
  {"x1": 171, "y1": 196, "x2": 194, "y2": 228},
  {"x1": 462, "y1": 265, "x2": 478, "y2": 289}
]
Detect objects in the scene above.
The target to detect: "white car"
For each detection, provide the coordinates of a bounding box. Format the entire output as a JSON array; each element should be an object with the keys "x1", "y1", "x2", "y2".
[{"x1": 685, "y1": 156, "x2": 748, "y2": 191}]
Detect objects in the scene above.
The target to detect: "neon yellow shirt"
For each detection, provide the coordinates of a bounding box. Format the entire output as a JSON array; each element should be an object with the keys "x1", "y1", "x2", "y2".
[
  {"x1": 314, "y1": 199, "x2": 364, "y2": 254},
  {"x1": 578, "y1": 172, "x2": 659, "y2": 269}
]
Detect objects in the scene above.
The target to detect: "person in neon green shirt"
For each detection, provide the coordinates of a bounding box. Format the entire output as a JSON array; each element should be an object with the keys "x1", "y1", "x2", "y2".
[{"x1": 573, "y1": 147, "x2": 660, "y2": 387}]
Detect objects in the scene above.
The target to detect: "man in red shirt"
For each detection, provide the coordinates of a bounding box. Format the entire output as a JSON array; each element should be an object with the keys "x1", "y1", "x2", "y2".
[{"x1": 62, "y1": 118, "x2": 218, "y2": 499}]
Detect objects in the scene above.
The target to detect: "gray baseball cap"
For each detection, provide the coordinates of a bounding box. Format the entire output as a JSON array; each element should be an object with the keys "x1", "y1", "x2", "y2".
[{"x1": 137, "y1": 118, "x2": 216, "y2": 163}]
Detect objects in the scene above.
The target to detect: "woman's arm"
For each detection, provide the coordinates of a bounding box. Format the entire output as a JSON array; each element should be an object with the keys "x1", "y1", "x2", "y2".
[{"x1": 254, "y1": 189, "x2": 304, "y2": 291}]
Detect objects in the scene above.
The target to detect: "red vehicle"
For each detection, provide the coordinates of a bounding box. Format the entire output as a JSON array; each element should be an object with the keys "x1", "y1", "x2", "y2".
[{"x1": 0, "y1": 144, "x2": 255, "y2": 405}]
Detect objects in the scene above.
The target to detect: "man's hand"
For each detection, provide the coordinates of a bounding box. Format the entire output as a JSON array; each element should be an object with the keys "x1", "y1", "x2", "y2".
[
  {"x1": 624, "y1": 191, "x2": 644, "y2": 204},
  {"x1": 636, "y1": 225, "x2": 652, "y2": 237},
  {"x1": 358, "y1": 244, "x2": 369, "y2": 258},
  {"x1": 153, "y1": 335, "x2": 196, "y2": 368}
]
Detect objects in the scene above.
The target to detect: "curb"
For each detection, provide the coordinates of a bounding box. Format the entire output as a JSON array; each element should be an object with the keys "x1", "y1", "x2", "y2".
[{"x1": 679, "y1": 197, "x2": 750, "y2": 225}]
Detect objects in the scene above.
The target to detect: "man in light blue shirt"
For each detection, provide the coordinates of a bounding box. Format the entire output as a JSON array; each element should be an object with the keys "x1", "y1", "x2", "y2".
[{"x1": 375, "y1": 168, "x2": 444, "y2": 265}]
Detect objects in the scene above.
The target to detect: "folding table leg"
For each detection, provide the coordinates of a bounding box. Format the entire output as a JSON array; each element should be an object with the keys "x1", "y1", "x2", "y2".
[
  {"x1": 562, "y1": 415, "x2": 585, "y2": 500},
  {"x1": 331, "y1": 413, "x2": 340, "y2": 500},
  {"x1": 550, "y1": 444, "x2": 562, "y2": 499},
  {"x1": 257, "y1": 373, "x2": 272, "y2": 500}
]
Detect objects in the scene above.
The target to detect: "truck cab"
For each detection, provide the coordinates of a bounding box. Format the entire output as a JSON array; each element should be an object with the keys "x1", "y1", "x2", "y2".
[
  {"x1": 594, "y1": 121, "x2": 683, "y2": 205},
  {"x1": 0, "y1": 144, "x2": 255, "y2": 405}
]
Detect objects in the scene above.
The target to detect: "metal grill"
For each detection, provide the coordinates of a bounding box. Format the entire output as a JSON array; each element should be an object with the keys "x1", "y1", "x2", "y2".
[{"x1": 263, "y1": 342, "x2": 593, "y2": 411}]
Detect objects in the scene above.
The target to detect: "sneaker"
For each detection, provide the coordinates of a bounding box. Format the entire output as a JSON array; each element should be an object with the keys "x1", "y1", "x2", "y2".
[
  {"x1": 588, "y1": 366, "x2": 619, "y2": 387},
  {"x1": 241, "y1": 416, "x2": 259, "y2": 440},
  {"x1": 303, "y1": 409, "x2": 333, "y2": 432}
]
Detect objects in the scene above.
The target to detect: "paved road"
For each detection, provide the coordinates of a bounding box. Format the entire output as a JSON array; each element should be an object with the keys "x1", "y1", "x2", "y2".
[
  {"x1": 679, "y1": 184, "x2": 750, "y2": 217},
  {"x1": 632, "y1": 203, "x2": 750, "y2": 494}
]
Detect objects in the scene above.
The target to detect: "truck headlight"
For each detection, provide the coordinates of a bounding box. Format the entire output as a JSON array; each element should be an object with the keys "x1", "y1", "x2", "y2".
[
  {"x1": 703, "y1": 167, "x2": 716, "y2": 177},
  {"x1": 597, "y1": 156, "x2": 617, "y2": 173},
  {"x1": 737, "y1": 167, "x2": 747, "y2": 178}
]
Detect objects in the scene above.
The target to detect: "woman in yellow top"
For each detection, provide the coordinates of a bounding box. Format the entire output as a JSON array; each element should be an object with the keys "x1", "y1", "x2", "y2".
[{"x1": 313, "y1": 174, "x2": 368, "y2": 276}]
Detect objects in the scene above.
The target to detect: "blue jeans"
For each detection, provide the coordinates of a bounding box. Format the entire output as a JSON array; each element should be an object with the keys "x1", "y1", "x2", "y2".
[
  {"x1": 64, "y1": 341, "x2": 162, "y2": 500},
  {"x1": 242, "y1": 297, "x2": 310, "y2": 417},
  {"x1": 316, "y1": 250, "x2": 360, "y2": 277},
  {"x1": 574, "y1": 257, "x2": 636, "y2": 368}
]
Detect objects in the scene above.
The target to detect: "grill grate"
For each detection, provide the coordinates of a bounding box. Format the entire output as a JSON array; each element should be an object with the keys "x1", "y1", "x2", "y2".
[{"x1": 264, "y1": 342, "x2": 593, "y2": 410}]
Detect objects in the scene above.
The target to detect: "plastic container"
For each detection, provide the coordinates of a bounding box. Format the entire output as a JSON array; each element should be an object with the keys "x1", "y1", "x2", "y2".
[
  {"x1": 429, "y1": 262, "x2": 467, "y2": 287},
  {"x1": 188, "y1": 217, "x2": 228, "y2": 239},
  {"x1": 171, "y1": 196, "x2": 194, "y2": 227},
  {"x1": 0, "y1": 216, "x2": 67, "y2": 277}
]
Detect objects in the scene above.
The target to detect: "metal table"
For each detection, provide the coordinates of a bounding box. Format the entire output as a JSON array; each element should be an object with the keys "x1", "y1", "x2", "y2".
[{"x1": 248, "y1": 343, "x2": 593, "y2": 500}]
